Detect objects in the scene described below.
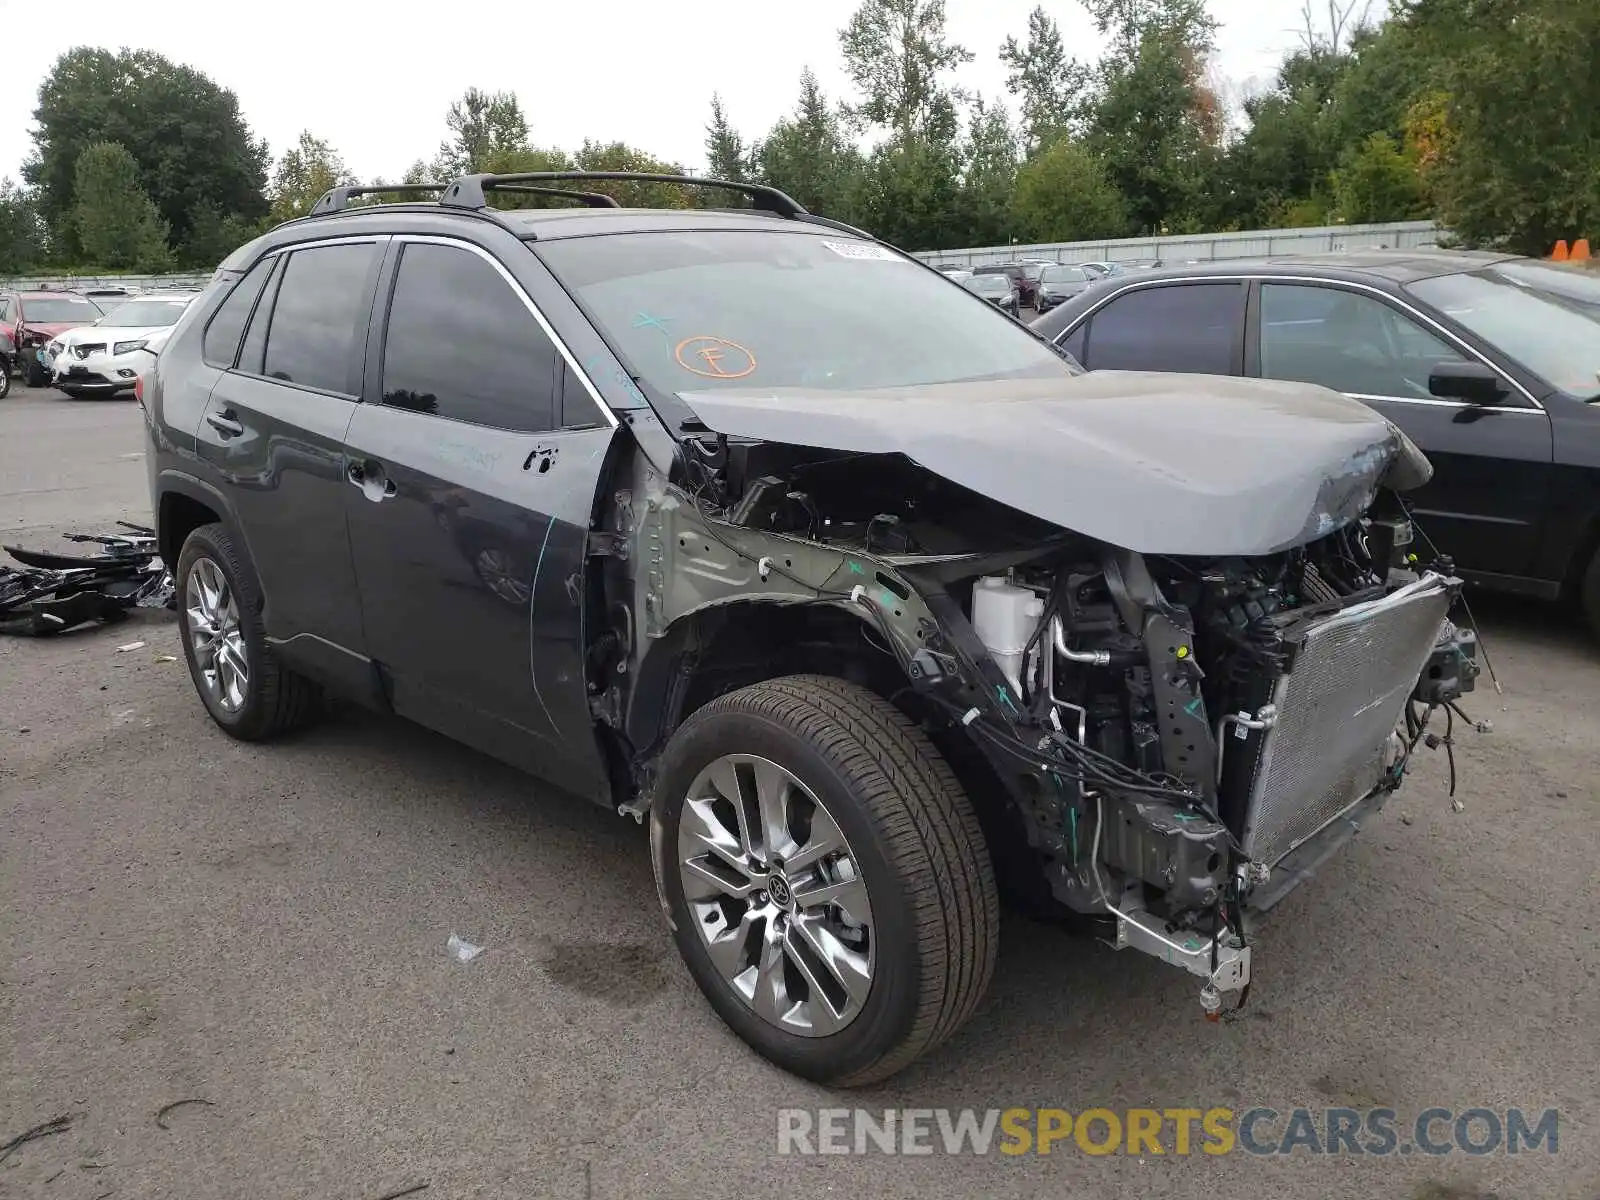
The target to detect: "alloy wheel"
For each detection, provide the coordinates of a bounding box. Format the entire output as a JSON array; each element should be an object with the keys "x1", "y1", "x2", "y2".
[
  {"x1": 677, "y1": 754, "x2": 875, "y2": 1037},
  {"x1": 185, "y1": 556, "x2": 249, "y2": 712}
]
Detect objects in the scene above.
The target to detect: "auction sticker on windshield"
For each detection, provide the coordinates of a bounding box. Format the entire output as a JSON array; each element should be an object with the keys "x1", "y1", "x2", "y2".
[{"x1": 821, "y1": 240, "x2": 901, "y2": 261}]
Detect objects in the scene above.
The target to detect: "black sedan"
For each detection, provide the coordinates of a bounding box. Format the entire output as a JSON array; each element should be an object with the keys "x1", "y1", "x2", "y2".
[
  {"x1": 963, "y1": 271, "x2": 1021, "y2": 316},
  {"x1": 1032, "y1": 250, "x2": 1600, "y2": 633},
  {"x1": 1033, "y1": 264, "x2": 1094, "y2": 313}
]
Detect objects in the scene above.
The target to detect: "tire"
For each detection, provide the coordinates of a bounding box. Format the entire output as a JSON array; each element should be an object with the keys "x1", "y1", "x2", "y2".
[
  {"x1": 0, "y1": 367, "x2": 9, "y2": 399},
  {"x1": 651, "y1": 674, "x2": 999, "y2": 1085},
  {"x1": 25, "y1": 358, "x2": 48, "y2": 387},
  {"x1": 176, "y1": 522, "x2": 321, "y2": 741},
  {"x1": 1581, "y1": 546, "x2": 1600, "y2": 641}
]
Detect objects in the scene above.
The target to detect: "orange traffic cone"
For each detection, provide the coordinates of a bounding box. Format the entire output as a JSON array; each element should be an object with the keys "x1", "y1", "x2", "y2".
[
  {"x1": 1571, "y1": 238, "x2": 1591, "y2": 262},
  {"x1": 1552, "y1": 240, "x2": 1570, "y2": 260}
]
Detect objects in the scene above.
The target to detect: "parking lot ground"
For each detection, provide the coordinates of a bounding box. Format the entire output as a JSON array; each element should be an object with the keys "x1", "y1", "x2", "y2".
[{"x1": 2, "y1": 386, "x2": 1597, "y2": 1199}]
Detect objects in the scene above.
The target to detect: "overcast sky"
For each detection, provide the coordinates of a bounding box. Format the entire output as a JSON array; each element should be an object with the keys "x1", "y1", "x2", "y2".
[{"x1": 0, "y1": 0, "x2": 1306, "y2": 187}]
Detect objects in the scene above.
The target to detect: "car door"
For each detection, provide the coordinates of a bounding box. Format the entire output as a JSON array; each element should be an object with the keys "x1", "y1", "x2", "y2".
[
  {"x1": 195, "y1": 238, "x2": 384, "y2": 679},
  {"x1": 1073, "y1": 281, "x2": 1248, "y2": 375},
  {"x1": 1251, "y1": 281, "x2": 1554, "y2": 578},
  {"x1": 342, "y1": 236, "x2": 617, "y2": 802}
]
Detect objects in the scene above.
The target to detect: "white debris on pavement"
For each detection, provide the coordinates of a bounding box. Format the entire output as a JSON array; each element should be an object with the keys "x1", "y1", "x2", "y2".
[{"x1": 446, "y1": 933, "x2": 484, "y2": 963}]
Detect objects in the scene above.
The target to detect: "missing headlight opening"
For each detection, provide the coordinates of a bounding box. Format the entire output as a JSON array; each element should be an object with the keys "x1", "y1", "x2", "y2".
[{"x1": 613, "y1": 427, "x2": 1484, "y2": 1023}]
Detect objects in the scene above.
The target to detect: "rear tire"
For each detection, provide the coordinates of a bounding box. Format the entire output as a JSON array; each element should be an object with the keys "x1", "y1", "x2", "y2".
[
  {"x1": 176, "y1": 523, "x2": 322, "y2": 741},
  {"x1": 652, "y1": 674, "x2": 999, "y2": 1086},
  {"x1": 1581, "y1": 546, "x2": 1600, "y2": 641}
]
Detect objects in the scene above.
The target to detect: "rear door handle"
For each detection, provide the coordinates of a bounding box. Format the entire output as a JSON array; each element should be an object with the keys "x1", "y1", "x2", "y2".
[
  {"x1": 347, "y1": 459, "x2": 397, "y2": 501},
  {"x1": 205, "y1": 409, "x2": 244, "y2": 438}
]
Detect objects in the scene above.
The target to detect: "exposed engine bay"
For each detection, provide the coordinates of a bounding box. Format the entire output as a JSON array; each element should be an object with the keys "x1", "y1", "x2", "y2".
[{"x1": 613, "y1": 430, "x2": 1483, "y2": 1018}]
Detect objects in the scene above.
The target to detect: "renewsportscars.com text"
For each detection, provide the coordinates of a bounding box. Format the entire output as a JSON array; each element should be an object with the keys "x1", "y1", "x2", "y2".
[{"x1": 776, "y1": 1107, "x2": 1560, "y2": 1157}]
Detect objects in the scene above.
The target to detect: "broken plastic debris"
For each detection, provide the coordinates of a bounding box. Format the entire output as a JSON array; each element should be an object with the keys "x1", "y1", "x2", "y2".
[
  {"x1": 446, "y1": 934, "x2": 484, "y2": 963},
  {"x1": 153, "y1": 654, "x2": 177, "y2": 663},
  {"x1": 116, "y1": 640, "x2": 146, "y2": 653}
]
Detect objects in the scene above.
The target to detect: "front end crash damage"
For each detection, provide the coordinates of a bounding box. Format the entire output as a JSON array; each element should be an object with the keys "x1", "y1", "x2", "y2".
[{"x1": 590, "y1": 377, "x2": 1483, "y2": 1020}]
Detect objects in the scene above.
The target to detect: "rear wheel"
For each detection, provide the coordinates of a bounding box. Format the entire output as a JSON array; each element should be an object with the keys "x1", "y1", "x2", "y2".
[
  {"x1": 1581, "y1": 545, "x2": 1600, "y2": 641},
  {"x1": 176, "y1": 523, "x2": 322, "y2": 740},
  {"x1": 652, "y1": 674, "x2": 999, "y2": 1085}
]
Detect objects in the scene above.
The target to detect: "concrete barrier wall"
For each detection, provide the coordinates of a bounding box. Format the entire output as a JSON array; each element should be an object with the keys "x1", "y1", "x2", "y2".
[
  {"x1": 915, "y1": 221, "x2": 1441, "y2": 267},
  {"x1": 0, "y1": 272, "x2": 213, "y2": 291}
]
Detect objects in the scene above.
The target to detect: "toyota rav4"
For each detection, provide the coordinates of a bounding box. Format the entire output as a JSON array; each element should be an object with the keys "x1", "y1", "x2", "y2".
[{"x1": 143, "y1": 172, "x2": 1479, "y2": 1085}]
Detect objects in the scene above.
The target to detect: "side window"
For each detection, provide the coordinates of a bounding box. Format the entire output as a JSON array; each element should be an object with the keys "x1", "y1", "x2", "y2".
[
  {"x1": 237, "y1": 257, "x2": 285, "y2": 376},
  {"x1": 380, "y1": 242, "x2": 559, "y2": 433},
  {"x1": 1084, "y1": 284, "x2": 1244, "y2": 374},
  {"x1": 0, "y1": 298, "x2": 11, "y2": 321},
  {"x1": 261, "y1": 243, "x2": 378, "y2": 393},
  {"x1": 202, "y1": 257, "x2": 275, "y2": 369},
  {"x1": 1259, "y1": 284, "x2": 1462, "y2": 400},
  {"x1": 1060, "y1": 322, "x2": 1087, "y2": 366}
]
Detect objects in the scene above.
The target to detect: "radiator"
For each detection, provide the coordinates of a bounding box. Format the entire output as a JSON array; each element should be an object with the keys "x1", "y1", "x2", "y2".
[{"x1": 1240, "y1": 573, "x2": 1454, "y2": 866}]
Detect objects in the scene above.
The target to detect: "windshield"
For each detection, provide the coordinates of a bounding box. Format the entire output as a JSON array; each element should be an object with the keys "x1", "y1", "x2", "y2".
[
  {"x1": 1407, "y1": 263, "x2": 1600, "y2": 400},
  {"x1": 538, "y1": 231, "x2": 1076, "y2": 393},
  {"x1": 96, "y1": 299, "x2": 190, "y2": 328},
  {"x1": 20, "y1": 297, "x2": 99, "y2": 323}
]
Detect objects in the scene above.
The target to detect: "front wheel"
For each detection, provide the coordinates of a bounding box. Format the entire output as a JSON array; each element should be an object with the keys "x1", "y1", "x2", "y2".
[
  {"x1": 651, "y1": 675, "x2": 999, "y2": 1085},
  {"x1": 25, "y1": 357, "x2": 48, "y2": 387}
]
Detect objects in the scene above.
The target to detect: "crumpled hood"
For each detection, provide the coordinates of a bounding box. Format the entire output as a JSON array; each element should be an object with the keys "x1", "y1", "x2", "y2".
[{"x1": 679, "y1": 371, "x2": 1432, "y2": 557}]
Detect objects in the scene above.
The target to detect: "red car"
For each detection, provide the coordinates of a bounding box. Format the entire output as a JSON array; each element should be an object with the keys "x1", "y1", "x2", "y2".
[{"x1": 0, "y1": 290, "x2": 105, "y2": 387}]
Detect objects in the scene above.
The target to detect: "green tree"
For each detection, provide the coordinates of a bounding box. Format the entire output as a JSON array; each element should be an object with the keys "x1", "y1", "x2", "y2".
[
  {"x1": 855, "y1": 136, "x2": 964, "y2": 251},
  {"x1": 431, "y1": 88, "x2": 531, "y2": 177},
  {"x1": 25, "y1": 48, "x2": 268, "y2": 260},
  {"x1": 69, "y1": 142, "x2": 173, "y2": 271},
  {"x1": 478, "y1": 146, "x2": 575, "y2": 208},
  {"x1": 1221, "y1": 48, "x2": 1354, "y2": 228},
  {"x1": 1000, "y1": 6, "x2": 1090, "y2": 153},
  {"x1": 1401, "y1": 0, "x2": 1600, "y2": 253},
  {"x1": 839, "y1": 0, "x2": 972, "y2": 139},
  {"x1": 705, "y1": 94, "x2": 749, "y2": 182},
  {"x1": 753, "y1": 69, "x2": 864, "y2": 219},
  {"x1": 0, "y1": 180, "x2": 46, "y2": 275},
  {"x1": 1329, "y1": 131, "x2": 1427, "y2": 222},
  {"x1": 958, "y1": 97, "x2": 1019, "y2": 247},
  {"x1": 268, "y1": 131, "x2": 357, "y2": 224},
  {"x1": 573, "y1": 141, "x2": 692, "y2": 207},
  {"x1": 182, "y1": 200, "x2": 262, "y2": 268},
  {"x1": 1012, "y1": 139, "x2": 1130, "y2": 242},
  {"x1": 1081, "y1": 0, "x2": 1222, "y2": 234}
]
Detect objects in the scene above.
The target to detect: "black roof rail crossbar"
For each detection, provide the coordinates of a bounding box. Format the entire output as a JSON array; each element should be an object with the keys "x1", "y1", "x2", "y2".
[
  {"x1": 441, "y1": 171, "x2": 808, "y2": 217},
  {"x1": 311, "y1": 183, "x2": 448, "y2": 215},
  {"x1": 490, "y1": 185, "x2": 621, "y2": 208}
]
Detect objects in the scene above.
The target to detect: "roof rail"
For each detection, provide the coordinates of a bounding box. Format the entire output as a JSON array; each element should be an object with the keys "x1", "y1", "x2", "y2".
[
  {"x1": 311, "y1": 184, "x2": 448, "y2": 215},
  {"x1": 491, "y1": 185, "x2": 621, "y2": 209},
  {"x1": 440, "y1": 171, "x2": 808, "y2": 217}
]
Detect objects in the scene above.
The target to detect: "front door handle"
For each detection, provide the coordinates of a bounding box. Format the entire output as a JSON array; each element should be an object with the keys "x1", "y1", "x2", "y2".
[
  {"x1": 347, "y1": 459, "x2": 397, "y2": 501},
  {"x1": 205, "y1": 409, "x2": 244, "y2": 438}
]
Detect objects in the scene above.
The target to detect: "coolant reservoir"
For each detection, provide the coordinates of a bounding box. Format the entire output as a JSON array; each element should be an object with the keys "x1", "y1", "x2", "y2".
[{"x1": 971, "y1": 576, "x2": 1045, "y2": 697}]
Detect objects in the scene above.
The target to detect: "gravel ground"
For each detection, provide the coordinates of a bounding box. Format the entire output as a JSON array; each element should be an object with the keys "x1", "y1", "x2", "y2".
[{"x1": 2, "y1": 385, "x2": 1596, "y2": 1200}]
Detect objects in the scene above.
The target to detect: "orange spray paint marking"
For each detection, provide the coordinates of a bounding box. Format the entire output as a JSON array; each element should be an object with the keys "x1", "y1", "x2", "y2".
[{"x1": 675, "y1": 336, "x2": 757, "y2": 379}]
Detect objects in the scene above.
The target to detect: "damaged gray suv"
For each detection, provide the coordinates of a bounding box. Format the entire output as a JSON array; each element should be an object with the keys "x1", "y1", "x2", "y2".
[{"x1": 143, "y1": 172, "x2": 1479, "y2": 1085}]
